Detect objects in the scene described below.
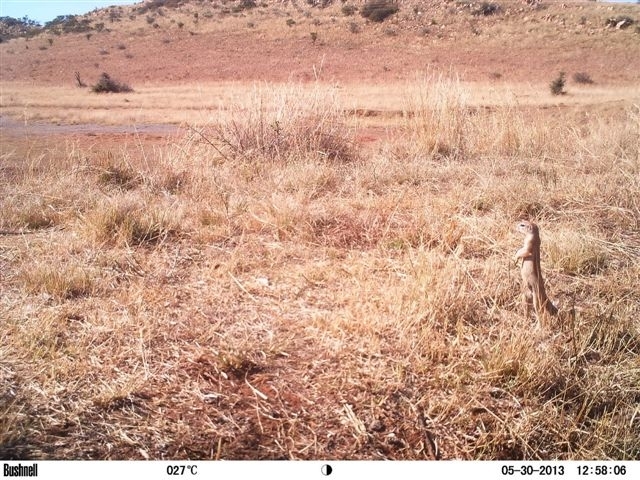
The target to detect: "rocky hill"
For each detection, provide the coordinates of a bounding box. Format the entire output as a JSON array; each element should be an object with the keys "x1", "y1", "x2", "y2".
[{"x1": 1, "y1": 0, "x2": 638, "y2": 84}]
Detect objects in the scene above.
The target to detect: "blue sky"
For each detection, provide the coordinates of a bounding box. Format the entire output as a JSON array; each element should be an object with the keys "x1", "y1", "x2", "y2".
[{"x1": 0, "y1": 1, "x2": 136, "y2": 25}]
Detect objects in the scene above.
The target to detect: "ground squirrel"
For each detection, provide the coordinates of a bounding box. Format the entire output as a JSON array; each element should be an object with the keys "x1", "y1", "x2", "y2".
[{"x1": 514, "y1": 220, "x2": 558, "y2": 323}]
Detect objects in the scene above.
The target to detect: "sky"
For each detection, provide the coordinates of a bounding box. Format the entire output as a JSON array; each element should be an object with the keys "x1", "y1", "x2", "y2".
[{"x1": 0, "y1": 0, "x2": 136, "y2": 25}]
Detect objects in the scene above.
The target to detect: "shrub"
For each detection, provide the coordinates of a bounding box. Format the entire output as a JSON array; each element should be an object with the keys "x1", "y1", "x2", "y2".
[
  {"x1": 234, "y1": 0, "x2": 257, "y2": 11},
  {"x1": 360, "y1": 0, "x2": 399, "y2": 23},
  {"x1": 550, "y1": 72, "x2": 566, "y2": 96},
  {"x1": 471, "y1": 2, "x2": 501, "y2": 16},
  {"x1": 573, "y1": 72, "x2": 594, "y2": 84},
  {"x1": 208, "y1": 84, "x2": 358, "y2": 163},
  {"x1": 342, "y1": 4, "x2": 357, "y2": 16},
  {"x1": 91, "y1": 73, "x2": 133, "y2": 93},
  {"x1": 137, "y1": 0, "x2": 185, "y2": 15},
  {"x1": 44, "y1": 14, "x2": 92, "y2": 33}
]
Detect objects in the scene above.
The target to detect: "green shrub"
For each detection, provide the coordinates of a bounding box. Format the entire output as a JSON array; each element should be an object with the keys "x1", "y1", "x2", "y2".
[{"x1": 360, "y1": 0, "x2": 399, "y2": 23}]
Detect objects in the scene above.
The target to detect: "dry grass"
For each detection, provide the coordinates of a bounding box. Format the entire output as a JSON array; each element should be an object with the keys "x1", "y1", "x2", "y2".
[
  {"x1": 195, "y1": 83, "x2": 357, "y2": 163},
  {"x1": 1, "y1": 80, "x2": 639, "y2": 460},
  {"x1": 1, "y1": 80, "x2": 639, "y2": 126}
]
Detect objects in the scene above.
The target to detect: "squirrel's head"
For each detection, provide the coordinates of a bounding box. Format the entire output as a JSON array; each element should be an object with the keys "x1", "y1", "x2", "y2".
[{"x1": 516, "y1": 220, "x2": 539, "y2": 235}]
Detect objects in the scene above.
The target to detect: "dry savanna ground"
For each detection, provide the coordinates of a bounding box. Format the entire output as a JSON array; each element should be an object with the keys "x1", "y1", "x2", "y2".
[{"x1": 1, "y1": 0, "x2": 639, "y2": 461}]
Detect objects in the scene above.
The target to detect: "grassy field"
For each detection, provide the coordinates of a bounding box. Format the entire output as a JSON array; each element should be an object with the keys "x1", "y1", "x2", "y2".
[
  {"x1": 1, "y1": 75, "x2": 639, "y2": 459},
  {"x1": 1, "y1": 80, "x2": 639, "y2": 126}
]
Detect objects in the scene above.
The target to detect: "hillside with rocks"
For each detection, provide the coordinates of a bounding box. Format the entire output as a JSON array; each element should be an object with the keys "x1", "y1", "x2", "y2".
[{"x1": 1, "y1": 0, "x2": 639, "y2": 85}]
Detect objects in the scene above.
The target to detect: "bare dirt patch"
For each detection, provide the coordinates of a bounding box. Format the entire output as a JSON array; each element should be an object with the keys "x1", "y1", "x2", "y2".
[{"x1": 0, "y1": 115, "x2": 179, "y2": 137}]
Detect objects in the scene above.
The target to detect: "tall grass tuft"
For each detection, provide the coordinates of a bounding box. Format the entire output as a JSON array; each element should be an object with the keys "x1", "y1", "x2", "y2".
[
  {"x1": 83, "y1": 195, "x2": 179, "y2": 246},
  {"x1": 404, "y1": 73, "x2": 470, "y2": 159},
  {"x1": 21, "y1": 264, "x2": 95, "y2": 299}
]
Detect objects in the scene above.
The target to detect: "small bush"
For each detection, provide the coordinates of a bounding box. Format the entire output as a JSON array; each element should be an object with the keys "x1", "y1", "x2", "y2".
[
  {"x1": 44, "y1": 14, "x2": 92, "y2": 34},
  {"x1": 573, "y1": 72, "x2": 594, "y2": 85},
  {"x1": 471, "y1": 2, "x2": 501, "y2": 17},
  {"x1": 234, "y1": 0, "x2": 257, "y2": 11},
  {"x1": 342, "y1": 4, "x2": 357, "y2": 16},
  {"x1": 137, "y1": 0, "x2": 185, "y2": 15},
  {"x1": 91, "y1": 73, "x2": 133, "y2": 93},
  {"x1": 209, "y1": 84, "x2": 358, "y2": 163},
  {"x1": 550, "y1": 72, "x2": 566, "y2": 96},
  {"x1": 360, "y1": 0, "x2": 399, "y2": 23}
]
